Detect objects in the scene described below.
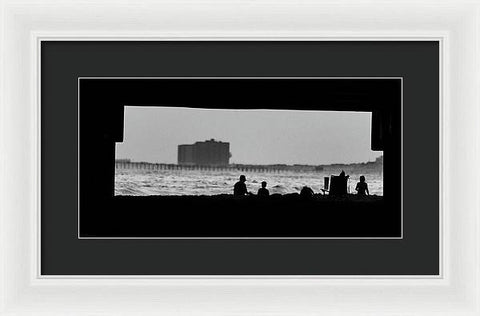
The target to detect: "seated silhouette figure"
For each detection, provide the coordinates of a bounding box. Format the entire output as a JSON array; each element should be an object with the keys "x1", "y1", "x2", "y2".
[
  {"x1": 257, "y1": 181, "x2": 270, "y2": 197},
  {"x1": 300, "y1": 186, "x2": 314, "y2": 198},
  {"x1": 355, "y1": 175, "x2": 370, "y2": 196},
  {"x1": 233, "y1": 175, "x2": 248, "y2": 196}
]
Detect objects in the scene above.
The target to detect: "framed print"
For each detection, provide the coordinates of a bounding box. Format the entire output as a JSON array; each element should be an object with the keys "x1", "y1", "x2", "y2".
[
  {"x1": 78, "y1": 76, "x2": 403, "y2": 239},
  {"x1": 41, "y1": 41, "x2": 436, "y2": 276},
  {"x1": 1, "y1": 0, "x2": 480, "y2": 315}
]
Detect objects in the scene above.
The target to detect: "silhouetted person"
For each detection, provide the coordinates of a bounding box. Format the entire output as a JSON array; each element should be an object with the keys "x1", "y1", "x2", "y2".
[
  {"x1": 355, "y1": 175, "x2": 369, "y2": 196},
  {"x1": 339, "y1": 170, "x2": 350, "y2": 180},
  {"x1": 233, "y1": 175, "x2": 248, "y2": 196},
  {"x1": 330, "y1": 170, "x2": 350, "y2": 196},
  {"x1": 257, "y1": 181, "x2": 269, "y2": 197},
  {"x1": 300, "y1": 186, "x2": 314, "y2": 198}
]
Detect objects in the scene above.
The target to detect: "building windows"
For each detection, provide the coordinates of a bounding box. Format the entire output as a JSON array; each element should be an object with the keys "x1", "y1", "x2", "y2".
[{"x1": 178, "y1": 139, "x2": 230, "y2": 166}]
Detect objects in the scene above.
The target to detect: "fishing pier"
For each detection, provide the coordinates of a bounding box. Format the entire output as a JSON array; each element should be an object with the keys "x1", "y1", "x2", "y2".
[{"x1": 115, "y1": 161, "x2": 323, "y2": 174}]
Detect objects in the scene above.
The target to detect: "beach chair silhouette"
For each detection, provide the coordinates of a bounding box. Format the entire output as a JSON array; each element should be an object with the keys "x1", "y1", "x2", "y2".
[
  {"x1": 329, "y1": 175, "x2": 348, "y2": 196},
  {"x1": 321, "y1": 176, "x2": 330, "y2": 195}
]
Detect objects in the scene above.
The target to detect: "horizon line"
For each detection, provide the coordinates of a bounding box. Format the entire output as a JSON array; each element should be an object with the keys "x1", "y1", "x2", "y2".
[{"x1": 115, "y1": 155, "x2": 383, "y2": 166}]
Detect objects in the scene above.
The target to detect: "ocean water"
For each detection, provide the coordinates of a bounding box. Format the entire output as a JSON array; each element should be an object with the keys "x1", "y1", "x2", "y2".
[{"x1": 115, "y1": 168, "x2": 383, "y2": 196}]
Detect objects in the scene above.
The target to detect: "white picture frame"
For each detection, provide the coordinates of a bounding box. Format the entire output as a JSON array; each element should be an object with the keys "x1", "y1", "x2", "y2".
[{"x1": 1, "y1": 0, "x2": 478, "y2": 315}]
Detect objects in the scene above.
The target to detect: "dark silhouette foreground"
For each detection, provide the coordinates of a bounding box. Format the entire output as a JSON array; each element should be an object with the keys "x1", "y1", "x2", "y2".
[
  {"x1": 233, "y1": 175, "x2": 248, "y2": 196},
  {"x1": 356, "y1": 175, "x2": 370, "y2": 195},
  {"x1": 257, "y1": 181, "x2": 270, "y2": 197},
  {"x1": 232, "y1": 173, "x2": 373, "y2": 198},
  {"x1": 91, "y1": 193, "x2": 394, "y2": 238},
  {"x1": 300, "y1": 186, "x2": 314, "y2": 198},
  {"x1": 88, "y1": 174, "x2": 387, "y2": 238}
]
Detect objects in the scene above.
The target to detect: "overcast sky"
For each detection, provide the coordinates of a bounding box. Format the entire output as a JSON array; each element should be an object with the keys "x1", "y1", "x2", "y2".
[{"x1": 115, "y1": 106, "x2": 382, "y2": 165}]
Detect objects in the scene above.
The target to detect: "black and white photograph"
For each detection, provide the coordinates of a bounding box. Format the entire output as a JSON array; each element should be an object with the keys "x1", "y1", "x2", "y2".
[
  {"x1": 40, "y1": 39, "x2": 440, "y2": 276},
  {"x1": 115, "y1": 108, "x2": 384, "y2": 198},
  {"x1": 79, "y1": 77, "x2": 402, "y2": 238},
  {"x1": 6, "y1": 0, "x2": 478, "y2": 313}
]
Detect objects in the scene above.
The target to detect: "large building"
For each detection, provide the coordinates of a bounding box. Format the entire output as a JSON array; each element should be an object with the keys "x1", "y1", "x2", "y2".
[{"x1": 178, "y1": 139, "x2": 230, "y2": 166}]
